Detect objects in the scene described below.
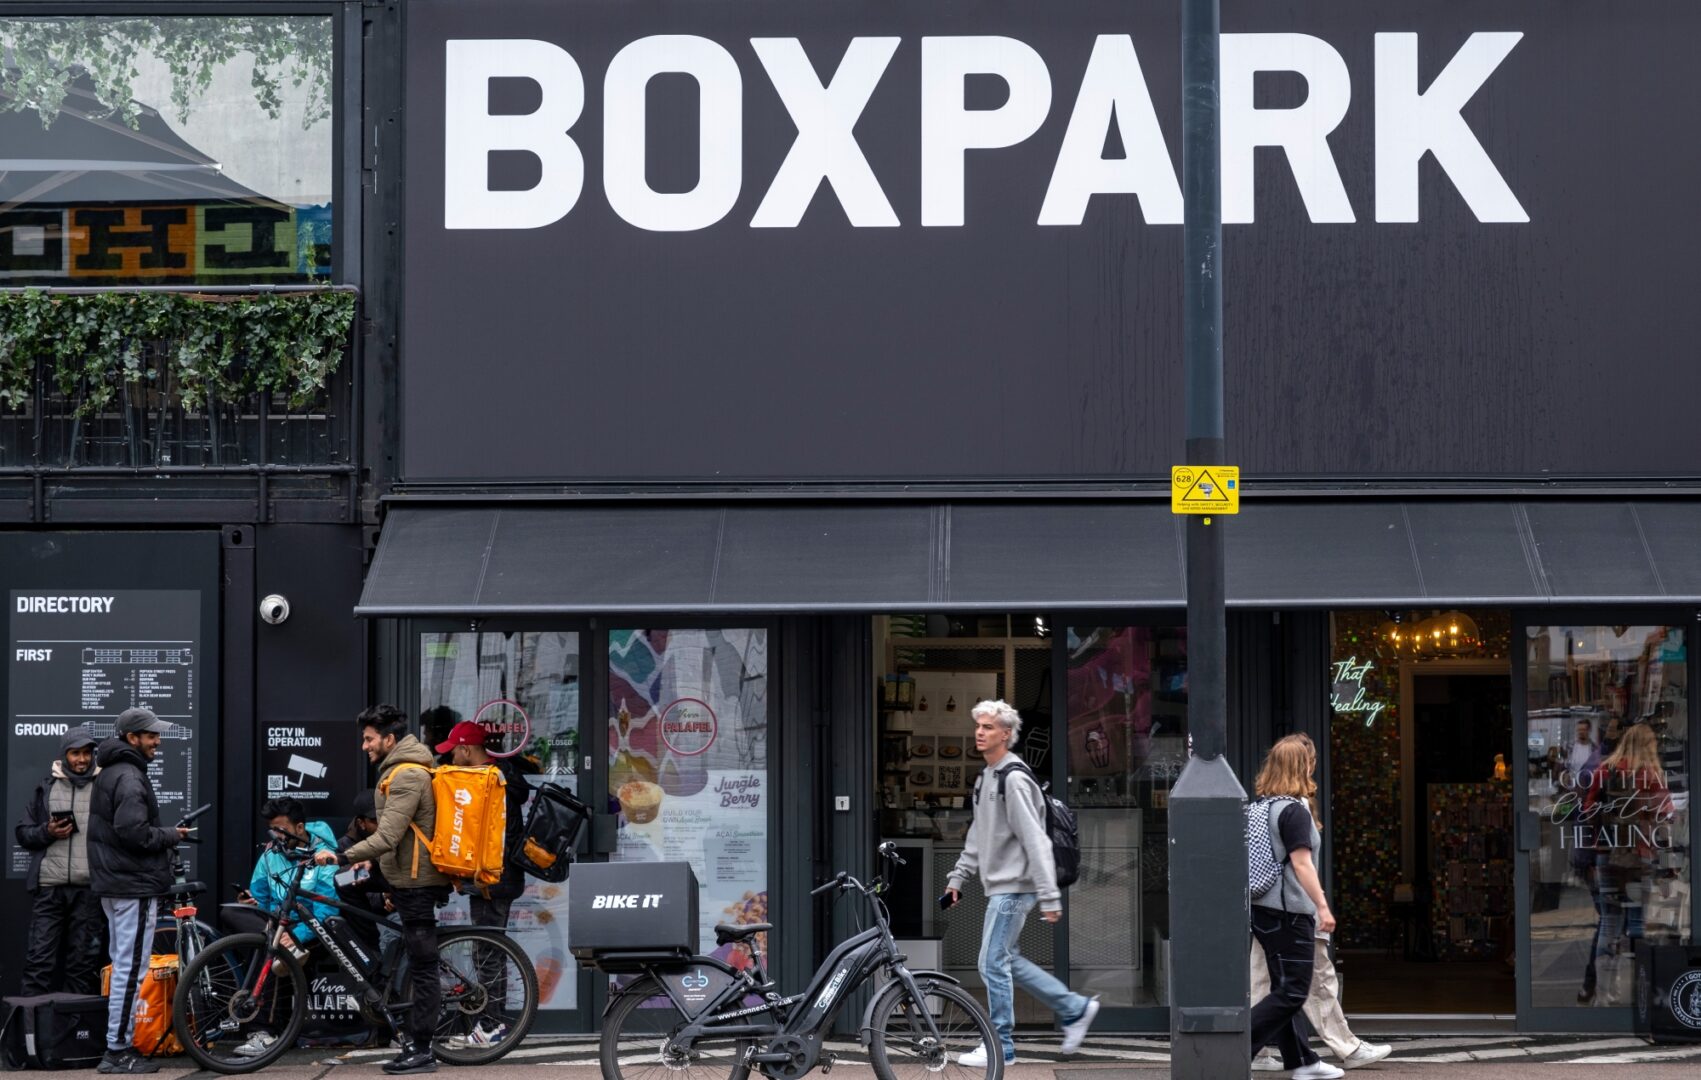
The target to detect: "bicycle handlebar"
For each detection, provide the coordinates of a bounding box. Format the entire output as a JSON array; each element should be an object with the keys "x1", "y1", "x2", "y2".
[
  {"x1": 810, "y1": 872, "x2": 847, "y2": 897},
  {"x1": 176, "y1": 803, "x2": 213, "y2": 827}
]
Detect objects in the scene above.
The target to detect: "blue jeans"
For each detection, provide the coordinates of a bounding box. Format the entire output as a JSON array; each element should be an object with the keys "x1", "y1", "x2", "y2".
[{"x1": 978, "y1": 893, "x2": 1086, "y2": 1062}]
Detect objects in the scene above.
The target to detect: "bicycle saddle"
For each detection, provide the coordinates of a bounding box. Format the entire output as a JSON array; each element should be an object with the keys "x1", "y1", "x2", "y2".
[{"x1": 713, "y1": 922, "x2": 772, "y2": 945}]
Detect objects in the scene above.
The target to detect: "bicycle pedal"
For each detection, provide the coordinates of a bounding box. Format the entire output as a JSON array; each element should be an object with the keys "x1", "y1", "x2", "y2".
[{"x1": 821, "y1": 1053, "x2": 837, "y2": 1073}]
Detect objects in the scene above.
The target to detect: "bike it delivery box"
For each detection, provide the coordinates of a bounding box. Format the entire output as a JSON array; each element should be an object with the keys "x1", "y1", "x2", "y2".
[
  {"x1": 1, "y1": 993, "x2": 108, "y2": 1069},
  {"x1": 568, "y1": 861, "x2": 698, "y2": 972}
]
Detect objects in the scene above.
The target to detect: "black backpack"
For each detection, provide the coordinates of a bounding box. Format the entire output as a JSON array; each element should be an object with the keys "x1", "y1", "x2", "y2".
[
  {"x1": 972, "y1": 760, "x2": 1081, "y2": 889},
  {"x1": 510, "y1": 782, "x2": 592, "y2": 882}
]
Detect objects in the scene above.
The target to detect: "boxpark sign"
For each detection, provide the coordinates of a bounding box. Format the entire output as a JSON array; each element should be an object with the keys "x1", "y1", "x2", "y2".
[
  {"x1": 403, "y1": 1, "x2": 1701, "y2": 482},
  {"x1": 444, "y1": 31, "x2": 1527, "y2": 231}
]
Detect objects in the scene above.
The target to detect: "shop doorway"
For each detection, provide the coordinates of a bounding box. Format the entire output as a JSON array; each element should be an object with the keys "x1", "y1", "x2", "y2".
[{"x1": 1328, "y1": 612, "x2": 1518, "y2": 1017}]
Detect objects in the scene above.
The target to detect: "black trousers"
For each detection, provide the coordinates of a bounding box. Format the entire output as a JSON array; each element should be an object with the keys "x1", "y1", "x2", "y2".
[
  {"x1": 1249, "y1": 907, "x2": 1321, "y2": 1070},
  {"x1": 22, "y1": 884, "x2": 107, "y2": 996},
  {"x1": 391, "y1": 887, "x2": 448, "y2": 1046}
]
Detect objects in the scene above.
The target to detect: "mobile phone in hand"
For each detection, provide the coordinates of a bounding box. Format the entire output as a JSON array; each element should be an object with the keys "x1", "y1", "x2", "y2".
[
  {"x1": 50, "y1": 811, "x2": 77, "y2": 834},
  {"x1": 938, "y1": 892, "x2": 956, "y2": 911}
]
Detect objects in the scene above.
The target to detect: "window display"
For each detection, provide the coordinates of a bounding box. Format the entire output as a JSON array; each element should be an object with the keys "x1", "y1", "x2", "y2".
[
  {"x1": 418, "y1": 631, "x2": 581, "y2": 1010},
  {"x1": 1065, "y1": 625, "x2": 1187, "y2": 1008},
  {"x1": 607, "y1": 629, "x2": 770, "y2": 971},
  {"x1": 1525, "y1": 625, "x2": 1690, "y2": 1009}
]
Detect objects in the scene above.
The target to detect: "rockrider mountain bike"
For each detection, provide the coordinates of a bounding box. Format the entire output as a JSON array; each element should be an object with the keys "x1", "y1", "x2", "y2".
[
  {"x1": 598, "y1": 841, "x2": 1001, "y2": 1080},
  {"x1": 171, "y1": 838, "x2": 537, "y2": 1073}
]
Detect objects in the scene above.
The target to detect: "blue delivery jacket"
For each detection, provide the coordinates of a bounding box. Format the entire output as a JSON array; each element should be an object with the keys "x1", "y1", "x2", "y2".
[{"x1": 249, "y1": 820, "x2": 342, "y2": 943}]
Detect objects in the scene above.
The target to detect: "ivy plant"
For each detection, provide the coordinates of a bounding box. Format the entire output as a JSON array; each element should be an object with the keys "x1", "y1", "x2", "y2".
[{"x1": 0, "y1": 290, "x2": 357, "y2": 416}]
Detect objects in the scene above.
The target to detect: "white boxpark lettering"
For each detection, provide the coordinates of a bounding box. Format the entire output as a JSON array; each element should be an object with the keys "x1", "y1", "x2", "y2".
[
  {"x1": 1221, "y1": 34, "x2": 1355, "y2": 224},
  {"x1": 444, "y1": 39, "x2": 584, "y2": 230},
  {"x1": 604, "y1": 35, "x2": 743, "y2": 232},
  {"x1": 443, "y1": 32, "x2": 1526, "y2": 230},
  {"x1": 750, "y1": 37, "x2": 901, "y2": 228}
]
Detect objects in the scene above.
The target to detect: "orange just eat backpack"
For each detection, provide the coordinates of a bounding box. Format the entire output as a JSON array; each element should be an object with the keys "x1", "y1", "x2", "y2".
[{"x1": 380, "y1": 763, "x2": 507, "y2": 889}]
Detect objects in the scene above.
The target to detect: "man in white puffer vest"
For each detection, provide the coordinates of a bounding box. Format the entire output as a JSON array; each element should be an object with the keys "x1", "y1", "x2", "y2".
[{"x1": 15, "y1": 726, "x2": 106, "y2": 995}]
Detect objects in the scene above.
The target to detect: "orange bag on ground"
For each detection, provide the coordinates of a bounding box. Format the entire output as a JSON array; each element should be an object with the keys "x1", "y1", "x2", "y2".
[{"x1": 101, "y1": 954, "x2": 182, "y2": 1056}]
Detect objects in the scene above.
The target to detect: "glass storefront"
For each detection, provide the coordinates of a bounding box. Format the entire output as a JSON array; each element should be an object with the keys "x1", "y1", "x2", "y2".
[
  {"x1": 1064, "y1": 625, "x2": 1187, "y2": 1008},
  {"x1": 1524, "y1": 625, "x2": 1691, "y2": 1009},
  {"x1": 607, "y1": 629, "x2": 771, "y2": 970},
  {"x1": 417, "y1": 630, "x2": 582, "y2": 1011},
  {"x1": 871, "y1": 615, "x2": 1185, "y2": 1020},
  {"x1": 392, "y1": 608, "x2": 1695, "y2": 1034}
]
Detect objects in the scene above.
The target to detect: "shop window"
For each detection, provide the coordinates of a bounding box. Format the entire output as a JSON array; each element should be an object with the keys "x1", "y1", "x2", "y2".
[
  {"x1": 607, "y1": 629, "x2": 770, "y2": 971},
  {"x1": 0, "y1": 16, "x2": 334, "y2": 284},
  {"x1": 418, "y1": 630, "x2": 581, "y2": 1010},
  {"x1": 1525, "y1": 625, "x2": 1690, "y2": 1008},
  {"x1": 1064, "y1": 625, "x2": 1187, "y2": 1009},
  {"x1": 873, "y1": 615, "x2": 1052, "y2": 1001}
]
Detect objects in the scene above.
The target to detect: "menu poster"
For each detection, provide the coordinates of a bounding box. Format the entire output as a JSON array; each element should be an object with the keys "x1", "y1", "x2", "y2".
[
  {"x1": 7, "y1": 590, "x2": 202, "y2": 880},
  {"x1": 608, "y1": 629, "x2": 770, "y2": 970}
]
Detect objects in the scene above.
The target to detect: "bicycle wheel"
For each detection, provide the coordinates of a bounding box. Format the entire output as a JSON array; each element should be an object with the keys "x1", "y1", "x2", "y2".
[
  {"x1": 431, "y1": 930, "x2": 538, "y2": 1065},
  {"x1": 172, "y1": 932, "x2": 308, "y2": 1074},
  {"x1": 599, "y1": 976, "x2": 752, "y2": 1080},
  {"x1": 869, "y1": 977, "x2": 1003, "y2": 1080}
]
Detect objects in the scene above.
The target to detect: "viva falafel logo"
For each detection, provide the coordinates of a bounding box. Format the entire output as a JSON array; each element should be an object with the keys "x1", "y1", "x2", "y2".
[{"x1": 660, "y1": 698, "x2": 717, "y2": 756}]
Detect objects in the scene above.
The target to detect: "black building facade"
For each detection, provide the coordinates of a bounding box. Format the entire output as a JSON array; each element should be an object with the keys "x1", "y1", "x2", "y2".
[{"x1": 3, "y1": 0, "x2": 1698, "y2": 1039}]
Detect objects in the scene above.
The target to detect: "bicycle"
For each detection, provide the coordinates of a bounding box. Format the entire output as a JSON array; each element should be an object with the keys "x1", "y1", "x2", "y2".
[
  {"x1": 155, "y1": 803, "x2": 219, "y2": 967},
  {"x1": 171, "y1": 837, "x2": 538, "y2": 1073},
  {"x1": 598, "y1": 841, "x2": 1002, "y2": 1080}
]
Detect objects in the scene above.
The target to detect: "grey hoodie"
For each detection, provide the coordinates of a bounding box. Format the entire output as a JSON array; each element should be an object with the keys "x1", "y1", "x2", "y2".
[{"x1": 946, "y1": 754, "x2": 1061, "y2": 912}]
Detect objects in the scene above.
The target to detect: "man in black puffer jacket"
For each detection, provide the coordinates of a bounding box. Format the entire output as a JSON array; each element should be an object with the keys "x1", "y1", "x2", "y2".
[{"x1": 88, "y1": 708, "x2": 188, "y2": 1075}]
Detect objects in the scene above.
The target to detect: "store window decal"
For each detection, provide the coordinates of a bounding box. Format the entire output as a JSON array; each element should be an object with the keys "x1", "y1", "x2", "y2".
[{"x1": 608, "y1": 629, "x2": 770, "y2": 971}]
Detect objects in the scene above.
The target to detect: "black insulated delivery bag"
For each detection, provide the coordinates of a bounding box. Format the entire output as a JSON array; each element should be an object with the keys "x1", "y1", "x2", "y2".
[
  {"x1": 511, "y1": 782, "x2": 592, "y2": 882},
  {"x1": 568, "y1": 862, "x2": 699, "y2": 972},
  {"x1": 1, "y1": 993, "x2": 109, "y2": 1070}
]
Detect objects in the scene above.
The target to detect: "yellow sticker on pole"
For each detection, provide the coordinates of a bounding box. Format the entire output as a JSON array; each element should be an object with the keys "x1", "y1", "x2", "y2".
[{"x1": 1171, "y1": 466, "x2": 1240, "y2": 514}]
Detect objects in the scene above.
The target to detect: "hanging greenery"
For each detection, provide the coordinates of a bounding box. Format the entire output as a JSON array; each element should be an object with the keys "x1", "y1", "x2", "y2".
[
  {"x1": 0, "y1": 290, "x2": 357, "y2": 415},
  {"x1": 0, "y1": 16, "x2": 332, "y2": 129}
]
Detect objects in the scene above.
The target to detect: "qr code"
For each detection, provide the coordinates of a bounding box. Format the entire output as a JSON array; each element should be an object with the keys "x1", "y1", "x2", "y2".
[{"x1": 267, "y1": 774, "x2": 285, "y2": 791}]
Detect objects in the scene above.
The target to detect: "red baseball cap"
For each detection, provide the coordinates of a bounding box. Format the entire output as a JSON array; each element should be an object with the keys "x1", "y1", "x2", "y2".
[{"x1": 434, "y1": 721, "x2": 490, "y2": 755}]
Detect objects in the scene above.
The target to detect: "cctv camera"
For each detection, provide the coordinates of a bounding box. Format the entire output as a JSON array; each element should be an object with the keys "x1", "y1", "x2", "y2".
[{"x1": 259, "y1": 594, "x2": 291, "y2": 625}]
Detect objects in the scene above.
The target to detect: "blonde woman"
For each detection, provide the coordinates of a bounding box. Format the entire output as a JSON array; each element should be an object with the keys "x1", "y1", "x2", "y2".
[{"x1": 1251, "y1": 734, "x2": 1390, "y2": 1072}]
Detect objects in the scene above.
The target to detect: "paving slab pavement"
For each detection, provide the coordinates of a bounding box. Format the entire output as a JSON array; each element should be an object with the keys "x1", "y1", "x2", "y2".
[{"x1": 22, "y1": 1032, "x2": 1701, "y2": 1079}]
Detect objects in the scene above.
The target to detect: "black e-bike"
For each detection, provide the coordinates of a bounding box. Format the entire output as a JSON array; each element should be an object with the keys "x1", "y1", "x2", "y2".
[{"x1": 598, "y1": 842, "x2": 1001, "y2": 1080}]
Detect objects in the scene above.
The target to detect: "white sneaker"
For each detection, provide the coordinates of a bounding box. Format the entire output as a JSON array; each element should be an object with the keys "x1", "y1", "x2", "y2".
[
  {"x1": 1059, "y1": 995, "x2": 1100, "y2": 1054},
  {"x1": 1291, "y1": 1062, "x2": 1345, "y2": 1080},
  {"x1": 1339, "y1": 1043, "x2": 1391, "y2": 1070},
  {"x1": 1251, "y1": 1054, "x2": 1283, "y2": 1071},
  {"x1": 443, "y1": 1021, "x2": 507, "y2": 1051},
  {"x1": 956, "y1": 1043, "x2": 1012, "y2": 1068},
  {"x1": 232, "y1": 1033, "x2": 277, "y2": 1058}
]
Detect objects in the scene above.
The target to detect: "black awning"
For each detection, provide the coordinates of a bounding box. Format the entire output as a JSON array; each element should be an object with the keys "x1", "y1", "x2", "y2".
[{"x1": 355, "y1": 501, "x2": 1701, "y2": 616}]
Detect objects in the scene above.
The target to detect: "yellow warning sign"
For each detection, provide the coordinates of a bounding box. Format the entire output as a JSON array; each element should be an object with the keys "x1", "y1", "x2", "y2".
[{"x1": 1171, "y1": 465, "x2": 1240, "y2": 514}]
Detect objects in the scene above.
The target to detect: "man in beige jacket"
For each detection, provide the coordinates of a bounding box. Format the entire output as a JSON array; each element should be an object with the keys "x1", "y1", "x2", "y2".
[{"x1": 316, "y1": 706, "x2": 446, "y2": 1074}]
